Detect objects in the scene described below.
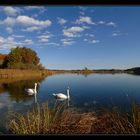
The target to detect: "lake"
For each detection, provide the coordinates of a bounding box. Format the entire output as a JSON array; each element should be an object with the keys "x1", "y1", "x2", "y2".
[{"x1": 0, "y1": 73, "x2": 140, "y2": 133}]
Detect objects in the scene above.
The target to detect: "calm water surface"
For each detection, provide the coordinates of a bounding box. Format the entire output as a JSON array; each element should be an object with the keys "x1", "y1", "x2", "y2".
[{"x1": 0, "y1": 73, "x2": 140, "y2": 133}]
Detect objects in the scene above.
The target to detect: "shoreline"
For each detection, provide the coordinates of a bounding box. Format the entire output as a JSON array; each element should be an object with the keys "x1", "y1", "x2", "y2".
[
  {"x1": 0, "y1": 68, "x2": 139, "y2": 80},
  {"x1": 0, "y1": 69, "x2": 55, "y2": 79},
  {"x1": 7, "y1": 102, "x2": 140, "y2": 134}
]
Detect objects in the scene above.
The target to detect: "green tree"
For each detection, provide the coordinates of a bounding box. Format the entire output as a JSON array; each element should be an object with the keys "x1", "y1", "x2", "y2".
[{"x1": 3, "y1": 46, "x2": 44, "y2": 69}]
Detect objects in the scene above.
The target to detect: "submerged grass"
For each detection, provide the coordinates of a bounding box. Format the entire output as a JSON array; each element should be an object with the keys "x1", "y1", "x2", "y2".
[{"x1": 8, "y1": 101, "x2": 140, "y2": 134}]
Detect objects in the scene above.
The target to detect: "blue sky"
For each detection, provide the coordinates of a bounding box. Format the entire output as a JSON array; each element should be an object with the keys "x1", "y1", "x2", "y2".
[{"x1": 0, "y1": 6, "x2": 140, "y2": 70}]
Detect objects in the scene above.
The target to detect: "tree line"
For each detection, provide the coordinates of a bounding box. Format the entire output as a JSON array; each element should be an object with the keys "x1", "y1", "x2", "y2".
[{"x1": 0, "y1": 46, "x2": 45, "y2": 70}]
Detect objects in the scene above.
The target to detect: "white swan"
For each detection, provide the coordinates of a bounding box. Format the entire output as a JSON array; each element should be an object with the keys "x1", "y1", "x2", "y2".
[
  {"x1": 25, "y1": 83, "x2": 38, "y2": 96},
  {"x1": 53, "y1": 87, "x2": 70, "y2": 99}
]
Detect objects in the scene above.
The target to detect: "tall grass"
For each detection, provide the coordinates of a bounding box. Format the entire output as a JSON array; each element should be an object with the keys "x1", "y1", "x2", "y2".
[
  {"x1": 8, "y1": 102, "x2": 96, "y2": 134},
  {"x1": 8, "y1": 102, "x2": 65, "y2": 134},
  {"x1": 0, "y1": 69, "x2": 55, "y2": 79},
  {"x1": 131, "y1": 102, "x2": 140, "y2": 133},
  {"x1": 8, "y1": 101, "x2": 140, "y2": 134},
  {"x1": 91, "y1": 103, "x2": 140, "y2": 134}
]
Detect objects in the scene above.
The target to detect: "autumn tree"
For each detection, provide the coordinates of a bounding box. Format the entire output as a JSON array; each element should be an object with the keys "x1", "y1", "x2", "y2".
[
  {"x1": 0, "y1": 54, "x2": 7, "y2": 68},
  {"x1": 3, "y1": 46, "x2": 44, "y2": 70}
]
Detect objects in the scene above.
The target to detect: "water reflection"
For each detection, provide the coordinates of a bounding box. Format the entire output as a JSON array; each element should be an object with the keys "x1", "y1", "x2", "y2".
[
  {"x1": 34, "y1": 94, "x2": 37, "y2": 103},
  {"x1": 55, "y1": 98, "x2": 70, "y2": 107},
  {"x1": 0, "y1": 77, "x2": 45, "y2": 103},
  {"x1": 0, "y1": 73, "x2": 140, "y2": 132}
]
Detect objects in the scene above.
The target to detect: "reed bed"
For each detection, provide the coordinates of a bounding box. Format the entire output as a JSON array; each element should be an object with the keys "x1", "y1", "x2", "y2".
[
  {"x1": 0, "y1": 77, "x2": 43, "y2": 84},
  {"x1": 91, "y1": 103, "x2": 140, "y2": 134},
  {"x1": 0, "y1": 69, "x2": 55, "y2": 79},
  {"x1": 8, "y1": 102, "x2": 140, "y2": 134},
  {"x1": 8, "y1": 102, "x2": 65, "y2": 134}
]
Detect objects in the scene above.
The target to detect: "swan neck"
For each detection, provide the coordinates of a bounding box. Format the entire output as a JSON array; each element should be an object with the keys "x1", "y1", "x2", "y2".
[
  {"x1": 34, "y1": 84, "x2": 37, "y2": 93},
  {"x1": 67, "y1": 89, "x2": 70, "y2": 98}
]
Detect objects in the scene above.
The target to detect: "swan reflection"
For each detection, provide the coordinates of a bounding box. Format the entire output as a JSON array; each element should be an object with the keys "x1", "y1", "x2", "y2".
[
  {"x1": 55, "y1": 98, "x2": 70, "y2": 107},
  {"x1": 34, "y1": 93, "x2": 37, "y2": 103}
]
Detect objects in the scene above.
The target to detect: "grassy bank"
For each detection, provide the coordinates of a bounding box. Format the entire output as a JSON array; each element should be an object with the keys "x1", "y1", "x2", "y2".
[
  {"x1": 1, "y1": 68, "x2": 138, "y2": 79},
  {"x1": 0, "y1": 76, "x2": 45, "y2": 84},
  {"x1": 8, "y1": 102, "x2": 140, "y2": 134},
  {"x1": 0, "y1": 69, "x2": 55, "y2": 79}
]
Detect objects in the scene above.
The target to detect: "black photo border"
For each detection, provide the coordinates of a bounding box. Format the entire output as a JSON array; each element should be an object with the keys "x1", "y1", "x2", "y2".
[{"x1": 0, "y1": 0, "x2": 140, "y2": 139}]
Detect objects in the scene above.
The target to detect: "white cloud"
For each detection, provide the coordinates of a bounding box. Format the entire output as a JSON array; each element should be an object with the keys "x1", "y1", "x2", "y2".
[
  {"x1": 112, "y1": 33, "x2": 119, "y2": 36},
  {"x1": 7, "y1": 37, "x2": 14, "y2": 41},
  {"x1": 85, "y1": 33, "x2": 95, "y2": 37},
  {"x1": 3, "y1": 6, "x2": 19, "y2": 16},
  {"x1": 39, "y1": 38, "x2": 49, "y2": 43},
  {"x1": 38, "y1": 35, "x2": 51, "y2": 42},
  {"x1": 0, "y1": 36, "x2": 34, "y2": 50},
  {"x1": 0, "y1": 36, "x2": 5, "y2": 44},
  {"x1": 61, "y1": 38, "x2": 74, "y2": 46},
  {"x1": 57, "y1": 17, "x2": 67, "y2": 25},
  {"x1": 61, "y1": 38, "x2": 73, "y2": 42},
  {"x1": 22, "y1": 26, "x2": 42, "y2": 32},
  {"x1": 6, "y1": 27, "x2": 13, "y2": 33},
  {"x1": 63, "y1": 32, "x2": 73, "y2": 37},
  {"x1": 63, "y1": 26, "x2": 84, "y2": 37},
  {"x1": 106, "y1": 22, "x2": 116, "y2": 27},
  {"x1": 84, "y1": 36, "x2": 98, "y2": 44},
  {"x1": 2, "y1": 17, "x2": 16, "y2": 26},
  {"x1": 16, "y1": 16, "x2": 52, "y2": 27},
  {"x1": 12, "y1": 35, "x2": 24, "y2": 38},
  {"x1": 79, "y1": 11, "x2": 85, "y2": 15},
  {"x1": 22, "y1": 39, "x2": 33, "y2": 44},
  {"x1": 75, "y1": 16, "x2": 96, "y2": 25},
  {"x1": 84, "y1": 38, "x2": 88, "y2": 41},
  {"x1": 98, "y1": 21, "x2": 105, "y2": 24},
  {"x1": 45, "y1": 42, "x2": 60, "y2": 46},
  {"x1": 0, "y1": 36, "x2": 18, "y2": 50},
  {"x1": 63, "y1": 41, "x2": 73, "y2": 46},
  {"x1": 82, "y1": 25, "x2": 90, "y2": 29},
  {"x1": 78, "y1": 6, "x2": 88, "y2": 11},
  {"x1": 89, "y1": 34, "x2": 95, "y2": 37},
  {"x1": 91, "y1": 39, "x2": 100, "y2": 44},
  {"x1": 1, "y1": 16, "x2": 52, "y2": 29},
  {"x1": 112, "y1": 31, "x2": 121, "y2": 36},
  {"x1": 38, "y1": 35, "x2": 51, "y2": 39},
  {"x1": 25, "y1": 6, "x2": 46, "y2": 18},
  {"x1": 25, "y1": 6, "x2": 44, "y2": 10}
]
